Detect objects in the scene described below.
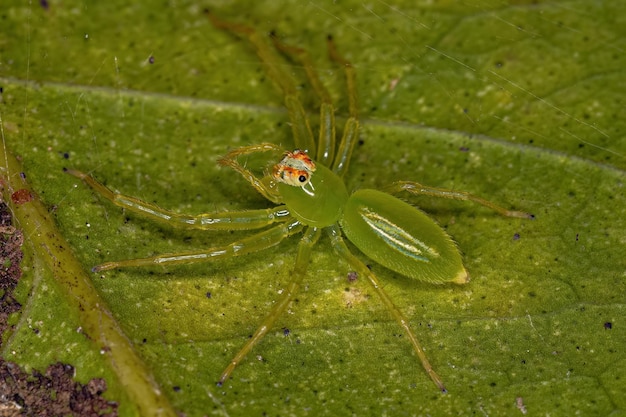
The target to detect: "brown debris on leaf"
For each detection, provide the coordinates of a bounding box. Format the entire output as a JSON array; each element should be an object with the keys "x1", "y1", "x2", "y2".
[
  {"x1": 0, "y1": 360, "x2": 118, "y2": 417},
  {"x1": 0, "y1": 203, "x2": 118, "y2": 416},
  {"x1": 0, "y1": 202, "x2": 23, "y2": 344}
]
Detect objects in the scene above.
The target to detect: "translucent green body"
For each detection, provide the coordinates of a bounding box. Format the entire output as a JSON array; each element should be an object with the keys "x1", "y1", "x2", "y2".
[
  {"x1": 280, "y1": 167, "x2": 467, "y2": 284},
  {"x1": 277, "y1": 164, "x2": 348, "y2": 227},
  {"x1": 340, "y1": 189, "x2": 466, "y2": 284}
]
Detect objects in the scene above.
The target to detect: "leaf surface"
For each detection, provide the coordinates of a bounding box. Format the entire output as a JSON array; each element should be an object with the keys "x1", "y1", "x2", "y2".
[{"x1": 1, "y1": 1, "x2": 624, "y2": 416}]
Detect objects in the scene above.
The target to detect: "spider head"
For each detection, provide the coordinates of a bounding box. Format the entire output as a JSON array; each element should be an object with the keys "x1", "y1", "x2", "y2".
[{"x1": 272, "y1": 150, "x2": 316, "y2": 187}]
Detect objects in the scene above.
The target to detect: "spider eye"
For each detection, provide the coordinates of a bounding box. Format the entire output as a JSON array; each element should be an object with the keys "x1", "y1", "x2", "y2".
[{"x1": 273, "y1": 150, "x2": 317, "y2": 187}]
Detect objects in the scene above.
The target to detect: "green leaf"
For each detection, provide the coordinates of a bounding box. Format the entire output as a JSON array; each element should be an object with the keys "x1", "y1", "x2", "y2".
[{"x1": 2, "y1": 1, "x2": 625, "y2": 416}]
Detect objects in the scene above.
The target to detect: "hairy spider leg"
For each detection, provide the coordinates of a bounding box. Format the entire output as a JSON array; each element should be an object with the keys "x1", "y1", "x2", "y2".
[
  {"x1": 65, "y1": 168, "x2": 292, "y2": 230},
  {"x1": 269, "y1": 34, "x2": 336, "y2": 166},
  {"x1": 93, "y1": 220, "x2": 304, "y2": 272},
  {"x1": 386, "y1": 181, "x2": 534, "y2": 219},
  {"x1": 206, "y1": 10, "x2": 316, "y2": 154},
  {"x1": 217, "y1": 143, "x2": 284, "y2": 203},
  {"x1": 267, "y1": 31, "x2": 359, "y2": 177},
  {"x1": 218, "y1": 227, "x2": 321, "y2": 386},
  {"x1": 326, "y1": 225, "x2": 447, "y2": 392},
  {"x1": 326, "y1": 37, "x2": 360, "y2": 178}
]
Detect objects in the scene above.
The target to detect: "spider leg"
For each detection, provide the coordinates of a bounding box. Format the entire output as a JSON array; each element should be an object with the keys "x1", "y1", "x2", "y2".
[
  {"x1": 218, "y1": 226, "x2": 321, "y2": 386},
  {"x1": 326, "y1": 225, "x2": 447, "y2": 393},
  {"x1": 206, "y1": 10, "x2": 316, "y2": 154},
  {"x1": 270, "y1": 34, "x2": 336, "y2": 166},
  {"x1": 217, "y1": 143, "x2": 284, "y2": 203},
  {"x1": 66, "y1": 168, "x2": 291, "y2": 229},
  {"x1": 327, "y1": 37, "x2": 359, "y2": 178},
  {"x1": 93, "y1": 220, "x2": 304, "y2": 272},
  {"x1": 386, "y1": 181, "x2": 534, "y2": 219}
]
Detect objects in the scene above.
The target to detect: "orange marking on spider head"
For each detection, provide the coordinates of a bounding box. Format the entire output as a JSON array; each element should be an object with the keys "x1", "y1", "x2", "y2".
[{"x1": 272, "y1": 150, "x2": 316, "y2": 187}]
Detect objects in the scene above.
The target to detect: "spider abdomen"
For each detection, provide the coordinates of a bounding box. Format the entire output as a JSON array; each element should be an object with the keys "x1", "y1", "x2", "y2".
[{"x1": 340, "y1": 189, "x2": 468, "y2": 284}]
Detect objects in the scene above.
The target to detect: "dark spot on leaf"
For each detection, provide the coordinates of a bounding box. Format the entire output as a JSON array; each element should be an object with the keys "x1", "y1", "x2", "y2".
[{"x1": 11, "y1": 189, "x2": 33, "y2": 205}]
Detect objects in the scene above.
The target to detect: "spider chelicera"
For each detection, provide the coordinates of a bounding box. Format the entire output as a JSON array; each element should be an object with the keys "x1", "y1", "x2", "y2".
[{"x1": 66, "y1": 11, "x2": 532, "y2": 392}]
